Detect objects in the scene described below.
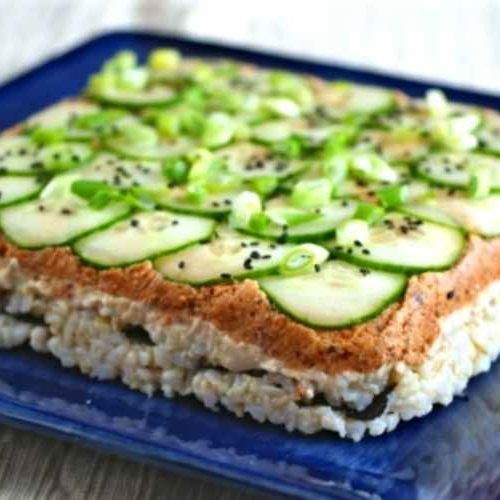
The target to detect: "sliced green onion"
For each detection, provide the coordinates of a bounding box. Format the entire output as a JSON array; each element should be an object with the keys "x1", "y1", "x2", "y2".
[
  {"x1": 185, "y1": 183, "x2": 207, "y2": 204},
  {"x1": 187, "y1": 149, "x2": 214, "y2": 182},
  {"x1": 155, "y1": 113, "x2": 181, "y2": 138},
  {"x1": 249, "y1": 176, "x2": 279, "y2": 197},
  {"x1": 202, "y1": 112, "x2": 236, "y2": 148},
  {"x1": 270, "y1": 136, "x2": 304, "y2": 159},
  {"x1": 30, "y1": 126, "x2": 66, "y2": 145},
  {"x1": 354, "y1": 202, "x2": 385, "y2": 225},
  {"x1": 263, "y1": 97, "x2": 301, "y2": 118},
  {"x1": 468, "y1": 165, "x2": 491, "y2": 199},
  {"x1": 323, "y1": 125, "x2": 357, "y2": 156},
  {"x1": 376, "y1": 184, "x2": 409, "y2": 208},
  {"x1": 87, "y1": 72, "x2": 116, "y2": 95},
  {"x1": 162, "y1": 157, "x2": 189, "y2": 185},
  {"x1": 425, "y1": 89, "x2": 449, "y2": 118},
  {"x1": 267, "y1": 207, "x2": 321, "y2": 227},
  {"x1": 351, "y1": 153, "x2": 398, "y2": 183},
  {"x1": 230, "y1": 191, "x2": 262, "y2": 228},
  {"x1": 291, "y1": 178, "x2": 332, "y2": 209},
  {"x1": 322, "y1": 153, "x2": 349, "y2": 189},
  {"x1": 103, "y1": 51, "x2": 137, "y2": 73},
  {"x1": 116, "y1": 68, "x2": 148, "y2": 91},
  {"x1": 279, "y1": 244, "x2": 329, "y2": 276},
  {"x1": 432, "y1": 114, "x2": 480, "y2": 151},
  {"x1": 74, "y1": 110, "x2": 126, "y2": 133},
  {"x1": 248, "y1": 212, "x2": 271, "y2": 232},
  {"x1": 148, "y1": 48, "x2": 181, "y2": 72},
  {"x1": 336, "y1": 219, "x2": 369, "y2": 246}
]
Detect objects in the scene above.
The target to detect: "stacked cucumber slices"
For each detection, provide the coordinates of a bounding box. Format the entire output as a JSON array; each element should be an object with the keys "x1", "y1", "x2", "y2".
[{"x1": 0, "y1": 49, "x2": 498, "y2": 329}]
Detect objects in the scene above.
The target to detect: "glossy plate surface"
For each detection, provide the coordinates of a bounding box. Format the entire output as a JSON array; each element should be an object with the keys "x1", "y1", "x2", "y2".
[{"x1": 1, "y1": 32, "x2": 500, "y2": 499}]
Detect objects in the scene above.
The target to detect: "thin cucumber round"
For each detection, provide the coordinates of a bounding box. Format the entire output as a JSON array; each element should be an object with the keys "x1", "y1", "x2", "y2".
[
  {"x1": 433, "y1": 193, "x2": 500, "y2": 238},
  {"x1": 0, "y1": 196, "x2": 130, "y2": 249},
  {"x1": 0, "y1": 176, "x2": 44, "y2": 207},
  {"x1": 0, "y1": 136, "x2": 93, "y2": 175},
  {"x1": 238, "y1": 199, "x2": 357, "y2": 242},
  {"x1": 104, "y1": 136, "x2": 194, "y2": 161},
  {"x1": 74, "y1": 210, "x2": 215, "y2": 267},
  {"x1": 258, "y1": 260, "x2": 407, "y2": 329},
  {"x1": 155, "y1": 229, "x2": 293, "y2": 284},
  {"x1": 90, "y1": 86, "x2": 176, "y2": 108},
  {"x1": 415, "y1": 153, "x2": 500, "y2": 189},
  {"x1": 27, "y1": 100, "x2": 99, "y2": 129},
  {"x1": 157, "y1": 187, "x2": 238, "y2": 217},
  {"x1": 329, "y1": 212, "x2": 465, "y2": 272},
  {"x1": 216, "y1": 142, "x2": 304, "y2": 179},
  {"x1": 76, "y1": 153, "x2": 164, "y2": 188}
]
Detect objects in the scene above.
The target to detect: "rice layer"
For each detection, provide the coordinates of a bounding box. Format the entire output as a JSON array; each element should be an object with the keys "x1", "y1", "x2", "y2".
[{"x1": 0, "y1": 257, "x2": 498, "y2": 440}]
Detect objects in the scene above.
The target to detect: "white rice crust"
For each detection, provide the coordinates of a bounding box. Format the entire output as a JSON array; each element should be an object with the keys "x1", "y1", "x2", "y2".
[{"x1": 0, "y1": 257, "x2": 498, "y2": 441}]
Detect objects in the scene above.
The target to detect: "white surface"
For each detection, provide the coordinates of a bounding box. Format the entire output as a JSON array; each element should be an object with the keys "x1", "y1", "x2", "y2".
[{"x1": 0, "y1": 0, "x2": 500, "y2": 94}]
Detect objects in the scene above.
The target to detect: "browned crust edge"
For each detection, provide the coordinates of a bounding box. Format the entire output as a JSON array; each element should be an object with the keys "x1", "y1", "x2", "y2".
[
  {"x1": 2, "y1": 98, "x2": 500, "y2": 376},
  {"x1": 1, "y1": 235, "x2": 498, "y2": 376}
]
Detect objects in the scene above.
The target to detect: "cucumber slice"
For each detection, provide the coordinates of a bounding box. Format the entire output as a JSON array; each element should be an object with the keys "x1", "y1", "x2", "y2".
[
  {"x1": 155, "y1": 229, "x2": 293, "y2": 284},
  {"x1": 315, "y1": 83, "x2": 395, "y2": 117},
  {"x1": 252, "y1": 119, "x2": 333, "y2": 147},
  {"x1": 216, "y1": 143, "x2": 304, "y2": 179},
  {"x1": 90, "y1": 86, "x2": 176, "y2": 108},
  {"x1": 0, "y1": 195, "x2": 129, "y2": 249},
  {"x1": 258, "y1": 261, "x2": 407, "y2": 328},
  {"x1": 355, "y1": 129, "x2": 430, "y2": 163},
  {"x1": 416, "y1": 153, "x2": 500, "y2": 189},
  {"x1": 0, "y1": 137, "x2": 39, "y2": 174},
  {"x1": 329, "y1": 212, "x2": 465, "y2": 272},
  {"x1": 157, "y1": 187, "x2": 238, "y2": 217},
  {"x1": 0, "y1": 137, "x2": 93, "y2": 174},
  {"x1": 476, "y1": 110, "x2": 500, "y2": 155},
  {"x1": 433, "y1": 194, "x2": 500, "y2": 237},
  {"x1": 27, "y1": 100, "x2": 99, "y2": 129},
  {"x1": 104, "y1": 136, "x2": 194, "y2": 161},
  {"x1": 76, "y1": 153, "x2": 164, "y2": 188},
  {"x1": 399, "y1": 203, "x2": 461, "y2": 229},
  {"x1": 0, "y1": 176, "x2": 44, "y2": 207},
  {"x1": 238, "y1": 199, "x2": 357, "y2": 242},
  {"x1": 74, "y1": 210, "x2": 215, "y2": 267}
]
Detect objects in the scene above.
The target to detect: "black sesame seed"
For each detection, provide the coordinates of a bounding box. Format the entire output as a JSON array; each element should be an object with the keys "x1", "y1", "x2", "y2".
[
  {"x1": 178, "y1": 261, "x2": 185, "y2": 269},
  {"x1": 243, "y1": 258, "x2": 253, "y2": 270},
  {"x1": 250, "y1": 250, "x2": 260, "y2": 259},
  {"x1": 360, "y1": 268, "x2": 371, "y2": 276},
  {"x1": 220, "y1": 273, "x2": 232, "y2": 279},
  {"x1": 37, "y1": 204, "x2": 45, "y2": 212},
  {"x1": 314, "y1": 264, "x2": 321, "y2": 272},
  {"x1": 250, "y1": 241, "x2": 259, "y2": 246},
  {"x1": 354, "y1": 240, "x2": 362, "y2": 247},
  {"x1": 130, "y1": 219, "x2": 140, "y2": 227},
  {"x1": 172, "y1": 220, "x2": 179, "y2": 226},
  {"x1": 362, "y1": 248, "x2": 371, "y2": 255},
  {"x1": 60, "y1": 208, "x2": 72, "y2": 215},
  {"x1": 241, "y1": 242, "x2": 248, "y2": 248},
  {"x1": 446, "y1": 290, "x2": 455, "y2": 300}
]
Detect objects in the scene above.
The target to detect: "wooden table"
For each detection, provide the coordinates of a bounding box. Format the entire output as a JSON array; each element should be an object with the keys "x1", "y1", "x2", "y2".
[{"x1": 0, "y1": 0, "x2": 499, "y2": 498}]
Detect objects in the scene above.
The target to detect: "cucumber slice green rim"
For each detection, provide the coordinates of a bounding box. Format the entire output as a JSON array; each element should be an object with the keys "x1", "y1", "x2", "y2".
[
  {"x1": 157, "y1": 187, "x2": 238, "y2": 217},
  {"x1": 237, "y1": 199, "x2": 357, "y2": 243},
  {"x1": 216, "y1": 142, "x2": 305, "y2": 180},
  {"x1": 103, "y1": 136, "x2": 194, "y2": 161},
  {"x1": 398, "y1": 202, "x2": 463, "y2": 230},
  {"x1": 329, "y1": 212, "x2": 466, "y2": 273},
  {"x1": 0, "y1": 176, "x2": 45, "y2": 208},
  {"x1": 155, "y1": 230, "x2": 294, "y2": 285},
  {"x1": 258, "y1": 260, "x2": 407, "y2": 329},
  {"x1": 73, "y1": 210, "x2": 215, "y2": 268},
  {"x1": 415, "y1": 153, "x2": 500, "y2": 190},
  {"x1": 0, "y1": 197, "x2": 131, "y2": 249},
  {"x1": 432, "y1": 193, "x2": 500, "y2": 238},
  {"x1": 90, "y1": 86, "x2": 176, "y2": 108},
  {"x1": 0, "y1": 136, "x2": 95, "y2": 175}
]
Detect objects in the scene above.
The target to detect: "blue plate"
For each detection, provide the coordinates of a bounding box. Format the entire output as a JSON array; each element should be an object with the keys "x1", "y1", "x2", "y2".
[{"x1": 1, "y1": 32, "x2": 500, "y2": 499}]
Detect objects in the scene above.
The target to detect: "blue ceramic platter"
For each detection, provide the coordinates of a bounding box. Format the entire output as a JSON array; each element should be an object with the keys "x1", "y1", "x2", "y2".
[{"x1": 0, "y1": 32, "x2": 500, "y2": 499}]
